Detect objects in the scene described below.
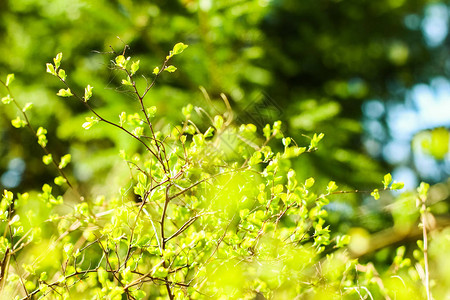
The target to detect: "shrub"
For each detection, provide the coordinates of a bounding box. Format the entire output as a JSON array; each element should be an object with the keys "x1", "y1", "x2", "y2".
[{"x1": 0, "y1": 43, "x2": 438, "y2": 300}]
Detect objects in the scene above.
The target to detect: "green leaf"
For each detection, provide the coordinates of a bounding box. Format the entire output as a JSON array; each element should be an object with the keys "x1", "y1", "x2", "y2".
[
  {"x1": 213, "y1": 115, "x2": 224, "y2": 130},
  {"x1": 371, "y1": 189, "x2": 380, "y2": 200},
  {"x1": 39, "y1": 272, "x2": 48, "y2": 281},
  {"x1": 137, "y1": 173, "x2": 148, "y2": 186},
  {"x1": 282, "y1": 137, "x2": 291, "y2": 147},
  {"x1": 37, "y1": 127, "x2": 47, "y2": 136},
  {"x1": 131, "y1": 60, "x2": 140, "y2": 75},
  {"x1": 172, "y1": 42, "x2": 188, "y2": 55},
  {"x1": 132, "y1": 126, "x2": 144, "y2": 137},
  {"x1": 84, "y1": 85, "x2": 93, "y2": 101},
  {"x1": 82, "y1": 117, "x2": 99, "y2": 130},
  {"x1": 244, "y1": 124, "x2": 257, "y2": 133},
  {"x1": 249, "y1": 151, "x2": 262, "y2": 166},
  {"x1": 5, "y1": 74, "x2": 14, "y2": 86},
  {"x1": 304, "y1": 177, "x2": 315, "y2": 189},
  {"x1": 391, "y1": 181, "x2": 404, "y2": 190},
  {"x1": 42, "y1": 154, "x2": 53, "y2": 165},
  {"x1": 193, "y1": 134, "x2": 205, "y2": 146},
  {"x1": 327, "y1": 181, "x2": 338, "y2": 193},
  {"x1": 119, "y1": 112, "x2": 126, "y2": 127},
  {"x1": 417, "y1": 182, "x2": 430, "y2": 198},
  {"x1": 11, "y1": 117, "x2": 27, "y2": 128},
  {"x1": 153, "y1": 67, "x2": 160, "y2": 74},
  {"x1": 63, "y1": 243, "x2": 73, "y2": 255},
  {"x1": 1, "y1": 94, "x2": 13, "y2": 104},
  {"x1": 2, "y1": 190, "x2": 13, "y2": 203},
  {"x1": 164, "y1": 65, "x2": 177, "y2": 73},
  {"x1": 36, "y1": 127, "x2": 48, "y2": 147},
  {"x1": 59, "y1": 154, "x2": 71, "y2": 169},
  {"x1": 121, "y1": 77, "x2": 133, "y2": 86},
  {"x1": 152, "y1": 266, "x2": 168, "y2": 278},
  {"x1": 263, "y1": 124, "x2": 271, "y2": 139},
  {"x1": 336, "y1": 235, "x2": 350, "y2": 248},
  {"x1": 132, "y1": 290, "x2": 146, "y2": 300},
  {"x1": 309, "y1": 132, "x2": 325, "y2": 150},
  {"x1": 97, "y1": 267, "x2": 108, "y2": 284},
  {"x1": 53, "y1": 52, "x2": 62, "y2": 69},
  {"x1": 58, "y1": 69, "x2": 67, "y2": 81},
  {"x1": 121, "y1": 266, "x2": 132, "y2": 284},
  {"x1": 204, "y1": 127, "x2": 214, "y2": 138},
  {"x1": 136, "y1": 235, "x2": 151, "y2": 247},
  {"x1": 115, "y1": 55, "x2": 126, "y2": 67},
  {"x1": 46, "y1": 63, "x2": 56, "y2": 75},
  {"x1": 54, "y1": 176, "x2": 67, "y2": 186},
  {"x1": 273, "y1": 121, "x2": 283, "y2": 138},
  {"x1": 22, "y1": 102, "x2": 33, "y2": 112},
  {"x1": 382, "y1": 173, "x2": 392, "y2": 189},
  {"x1": 146, "y1": 106, "x2": 157, "y2": 118},
  {"x1": 182, "y1": 104, "x2": 193, "y2": 117},
  {"x1": 56, "y1": 88, "x2": 73, "y2": 97}
]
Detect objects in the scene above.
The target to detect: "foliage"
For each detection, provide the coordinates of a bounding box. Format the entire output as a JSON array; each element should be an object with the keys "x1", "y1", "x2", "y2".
[
  {"x1": 2, "y1": 0, "x2": 449, "y2": 193},
  {"x1": 0, "y1": 42, "x2": 447, "y2": 300}
]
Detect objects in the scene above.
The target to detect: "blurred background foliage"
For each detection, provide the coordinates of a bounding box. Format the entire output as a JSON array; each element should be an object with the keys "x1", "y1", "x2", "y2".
[{"x1": 1, "y1": 0, "x2": 450, "y2": 291}]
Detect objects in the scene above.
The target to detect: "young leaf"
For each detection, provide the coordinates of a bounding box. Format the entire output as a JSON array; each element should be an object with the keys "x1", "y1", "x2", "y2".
[
  {"x1": 146, "y1": 106, "x2": 157, "y2": 118},
  {"x1": 182, "y1": 104, "x2": 193, "y2": 117},
  {"x1": 42, "y1": 154, "x2": 53, "y2": 165},
  {"x1": 46, "y1": 63, "x2": 56, "y2": 76},
  {"x1": 63, "y1": 243, "x2": 73, "y2": 255},
  {"x1": 1, "y1": 95, "x2": 13, "y2": 104},
  {"x1": 204, "y1": 127, "x2": 214, "y2": 138},
  {"x1": 213, "y1": 115, "x2": 224, "y2": 131},
  {"x1": 54, "y1": 176, "x2": 67, "y2": 186},
  {"x1": 371, "y1": 189, "x2": 380, "y2": 200},
  {"x1": 37, "y1": 127, "x2": 47, "y2": 136},
  {"x1": 59, "y1": 154, "x2": 71, "y2": 169},
  {"x1": 36, "y1": 127, "x2": 48, "y2": 147},
  {"x1": 282, "y1": 137, "x2": 291, "y2": 147},
  {"x1": 22, "y1": 102, "x2": 33, "y2": 112},
  {"x1": 172, "y1": 42, "x2": 188, "y2": 55},
  {"x1": 164, "y1": 65, "x2": 177, "y2": 73},
  {"x1": 382, "y1": 173, "x2": 392, "y2": 189},
  {"x1": 336, "y1": 235, "x2": 351, "y2": 248},
  {"x1": 132, "y1": 126, "x2": 144, "y2": 137},
  {"x1": 56, "y1": 88, "x2": 73, "y2": 97},
  {"x1": 153, "y1": 67, "x2": 160, "y2": 74},
  {"x1": 417, "y1": 182, "x2": 430, "y2": 198},
  {"x1": 84, "y1": 85, "x2": 93, "y2": 101},
  {"x1": 327, "y1": 181, "x2": 338, "y2": 193},
  {"x1": 53, "y1": 52, "x2": 62, "y2": 69},
  {"x1": 309, "y1": 133, "x2": 325, "y2": 149},
  {"x1": 39, "y1": 272, "x2": 48, "y2": 281},
  {"x1": 82, "y1": 117, "x2": 99, "y2": 130},
  {"x1": 391, "y1": 181, "x2": 404, "y2": 190},
  {"x1": 304, "y1": 177, "x2": 315, "y2": 189},
  {"x1": 115, "y1": 55, "x2": 126, "y2": 67},
  {"x1": 193, "y1": 134, "x2": 205, "y2": 146},
  {"x1": 271, "y1": 121, "x2": 283, "y2": 138},
  {"x1": 132, "y1": 290, "x2": 146, "y2": 300},
  {"x1": 11, "y1": 117, "x2": 27, "y2": 128},
  {"x1": 119, "y1": 112, "x2": 126, "y2": 127},
  {"x1": 58, "y1": 69, "x2": 67, "y2": 81},
  {"x1": 263, "y1": 124, "x2": 271, "y2": 139},
  {"x1": 5, "y1": 74, "x2": 15, "y2": 86},
  {"x1": 121, "y1": 77, "x2": 133, "y2": 86},
  {"x1": 131, "y1": 60, "x2": 140, "y2": 76}
]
